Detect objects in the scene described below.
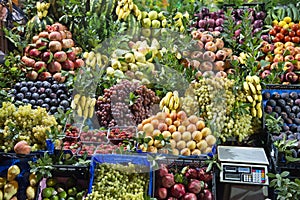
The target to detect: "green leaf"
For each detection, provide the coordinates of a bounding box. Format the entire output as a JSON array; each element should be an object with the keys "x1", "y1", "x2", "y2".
[{"x1": 281, "y1": 171, "x2": 290, "y2": 178}]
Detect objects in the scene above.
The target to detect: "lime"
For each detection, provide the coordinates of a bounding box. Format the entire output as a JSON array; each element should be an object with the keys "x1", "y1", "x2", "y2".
[
  {"x1": 42, "y1": 187, "x2": 54, "y2": 198},
  {"x1": 58, "y1": 191, "x2": 67, "y2": 199},
  {"x1": 67, "y1": 187, "x2": 77, "y2": 196},
  {"x1": 46, "y1": 178, "x2": 57, "y2": 187},
  {"x1": 51, "y1": 195, "x2": 59, "y2": 200},
  {"x1": 67, "y1": 197, "x2": 75, "y2": 200}
]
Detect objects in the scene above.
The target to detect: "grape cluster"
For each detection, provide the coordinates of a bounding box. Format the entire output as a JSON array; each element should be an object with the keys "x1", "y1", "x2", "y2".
[
  {"x1": 191, "y1": 77, "x2": 254, "y2": 142},
  {"x1": 87, "y1": 163, "x2": 149, "y2": 200},
  {"x1": 10, "y1": 77, "x2": 72, "y2": 114},
  {"x1": 0, "y1": 102, "x2": 58, "y2": 152},
  {"x1": 95, "y1": 80, "x2": 159, "y2": 127}
]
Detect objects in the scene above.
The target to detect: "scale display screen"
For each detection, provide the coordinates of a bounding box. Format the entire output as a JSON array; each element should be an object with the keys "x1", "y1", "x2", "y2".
[{"x1": 220, "y1": 163, "x2": 268, "y2": 185}]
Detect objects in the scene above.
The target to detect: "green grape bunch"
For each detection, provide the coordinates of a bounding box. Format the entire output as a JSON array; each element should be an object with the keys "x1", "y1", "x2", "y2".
[{"x1": 0, "y1": 102, "x2": 58, "y2": 152}]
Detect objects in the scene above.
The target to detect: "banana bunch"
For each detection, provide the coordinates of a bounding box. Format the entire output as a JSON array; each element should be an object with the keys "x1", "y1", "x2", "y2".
[
  {"x1": 243, "y1": 75, "x2": 263, "y2": 118},
  {"x1": 116, "y1": 0, "x2": 141, "y2": 21},
  {"x1": 83, "y1": 51, "x2": 108, "y2": 69},
  {"x1": 71, "y1": 94, "x2": 97, "y2": 120},
  {"x1": 159, "y1": 91, "x2": 180, "y2": 114},
  {"x1": 171, "y1": 12, "x2": 189, "y2": 33},
  {"x1": 36, "y1": 2, "x2": 50, "y2": 19}
]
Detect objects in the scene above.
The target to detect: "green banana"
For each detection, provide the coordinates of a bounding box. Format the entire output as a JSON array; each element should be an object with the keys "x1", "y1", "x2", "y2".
[
  {"x1": 271, "y1": 9, "x2": 278, "y2": 20},
  {"x1": 276, "y1": 7, "x2": 283, "y2": 21},
  {"x1": 291, "y1": 6, "x2": 299, "y2": 21}
]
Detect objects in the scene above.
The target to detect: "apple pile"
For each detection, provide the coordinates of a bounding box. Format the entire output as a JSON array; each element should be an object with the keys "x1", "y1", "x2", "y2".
[
  {"x1": 182, "y1": 30, "x2": 233, "y2": 76},
  {"x1": 62, "y1": 123, "x2": 82, "y2": 153},
  {"x1": 22, "y1": 22, "x2": 85, "y2": 82},
  {"x1": 108, "y1": 126, "x2": 136, "y2": 140},
  {"x1": 138, "y1": 110, "x2": 216, "y2": 156},
  {"x1": 155, "y1": 163, "x2": 213, "y2": 200},
  {"x1": 259, "y1": 41, "x2": 300, "y2": 83}
]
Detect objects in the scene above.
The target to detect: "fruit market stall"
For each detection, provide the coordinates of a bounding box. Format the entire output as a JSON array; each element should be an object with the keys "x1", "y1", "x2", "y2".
[{"x1": 1, "y1": 0, "x2": 300, "y2": 200}]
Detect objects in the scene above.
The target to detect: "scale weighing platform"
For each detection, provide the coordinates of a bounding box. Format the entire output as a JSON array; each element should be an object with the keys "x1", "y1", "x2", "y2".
[{"x1": 218, "y1": 146, "x2": 269, "y2": 185}]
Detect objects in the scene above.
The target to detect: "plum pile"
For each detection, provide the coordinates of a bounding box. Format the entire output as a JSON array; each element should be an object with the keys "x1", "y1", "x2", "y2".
[
  {"x1": 155, "y1": 163, "x2": 213, "y2": 200},
  {"x1": 264, "y1": 90, "x2": 300, "y2": 138},
  {"x1": 191, "y1": 7, "x2": 265, "y2": 35},
  {"x1": 10, "y1": 77, "x2": 72, "y2": 114}
]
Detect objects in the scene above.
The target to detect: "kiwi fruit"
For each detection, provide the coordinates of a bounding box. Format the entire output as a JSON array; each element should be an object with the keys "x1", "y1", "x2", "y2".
[
  {"x1": 277, "y1": 99, "x2": 286, "y2": 107},
  {"x1": 289, "y1": 113, "x2": 296, "y2": 120},
  {"x1": 274, "y1": 106, "x2": 281, "y2": 114},
  {"x1": 285, "y1": 106, "x2": 292, "y2": 114},
  {"x1": 263, "y1": 92, "x2": 271, "y2": 100},
  {"x1": 294, "y1": 118, "x2": 300, "y2": 125},
  {"x1": 281, "y1": 112, "x2": 288, "y2": 119},
  {"x1": 265, "y1": 105, "x2": 273, "y2": 114},
  {"x1": 281, "y1": 92, "x2": 289, "y2": 100},
  {"x1": 272, "y1": 92, "x2": 280, "y2": 99},
  {"x1": 267, "y1": 99, "x2": 276, "y2": 107},
  {"x1": 295, "y1": 99, "x2": 300, "y2": 106},
  {"x1": 286, "y1": 98, "x2": 294, "y2": 106}
]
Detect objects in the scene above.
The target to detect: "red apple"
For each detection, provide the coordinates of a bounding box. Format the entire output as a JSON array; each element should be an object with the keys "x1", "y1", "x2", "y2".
[
  {"x1": 191, "y1": 30, "x2": 202, "y2": 39},
  {"x1": 274, "y1": 42, "x2": 284, "y2": 48},
  {"x1": 203, "y1": 51, "x2": 216, "y2": 62},
  {"x1": 295, "y1": 47, "x2": 300, "y2": 54},
  {"x1": 205, "y1": 41, "x2": 217, "y2": 52},
  {"x1": 201, "y1": 34, "x2": 214, "y2": 43},
  {"x1": 74, "y1": 59, "x2": 85, "y2": 69},
  {"x1": 54, "y1": 51, "x2": 68, "y2": 62},
  {"x1": 200, "y1": 61, "x2": 213, "y2": 71},
  {"x1": 284, "y1": 41, "x2": 295, "y2": 48},
  {"x1": 53, "y1": 72, "x2": 66, "y2": 83},
  {"x1": 284, "y1": 55, "x2": 294, "y2": 62},
  {"x1": 215, "y1": 71, "x2": 227, "y2": 78},
  {"x1": 38, "y1": 31, "x2": 49, "y2": 38},
  {"x1": 223, "y1": 48, "x2": 233, "y2": 57},
  {"x1": 265, "y1": 55, "x2": 273, "y2": 62},
  {"x1": 32, "y1": 35, "x2": 39, "y2": 43},
  {"x1": 48, "y1": 61, "x2": 62, "y2": 73},
  {"x1": 295, "y1": 54, "x2": 300, "y2": 61},
  {"x1": 67, "y1": 51, "x2": 76, "y2": 61},
  {"x1": 61, "y1": 60, "x2": 75, "y2": 70},
  {"x1": 24, "y1": 46, "x2": 32, "y2": 57},
  {"x1": 273, "y1": 54, "x2": 284, "y2": 62},
  {"x1": 29, "y1": 49, "x2": 41, "y2": 58},
  {"x1": 191, "y1": 51, "x2": 203, "y2": 59},
  {"x1": 34, "y1": 61, "x2": 47, "y2": 71},
  {"x1": 261, "y1": 44, "x2": 274, "y2": 53},
  {"x1": 215, "y1": 38, "x2": 224, "y2": 49},
  {"x1": 274, "y1": 47, "x2": 284, "y2": 55},
  {"x1": 38, "y1": 71, "x2": 52, "y2": 81},
  {"x1": 21, "y1": 56, "x2": 35, "y2": 67},
  {"x1": 35, "y1": 39, "x2": 48, "y2": 49},
  {"x1": 270, "y1": 62, "x2": 279, "y2": 70},
  {"x1": 214, "y1": 61, "x2": 225, "y2": 71},
  {"x1": 294, "y1": 61, "x2": 300, "y2": 70},
  {"x1": 215, "y1": 50, "x2": 227, "y2": 61},
  {"x1": 261, "y1": 70, "x2": 271, "y2": 78},
  {"x1": 284, "y1": 62, "x2": 294, "y2": 72},
  {"x1": 196, "y1": 41, "x2": 204, "y2": 49},
  {"x1": 41, "y1": 51, "x2": 53, "y2": 63},
  {"x1": 190, "y1": 60, "x2": 201, "y2": 69},
  {"x1": 26, "y1": 71, "x2": 38, "y2": 80},
  {"x1": 286, "y1": 46, "x2": 295, "y2": 56}
]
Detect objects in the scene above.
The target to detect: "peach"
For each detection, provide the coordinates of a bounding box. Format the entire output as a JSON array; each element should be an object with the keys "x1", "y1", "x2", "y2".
[
  {"x1": 162, "y1": 131, "x2": 171, "y2": 139},
  {"x1": 193, "y1": 131, "x2": 203, "y2": 142},
  {"x1": 205, "y1": 135, "x2": 216, "y2": 146},
  {"x1": 187, "y1": 124, "x2": 197, "y2": 133},
  {"x1": 182, "y1": 131, "x2": 192, "y2": 141},
  {"x1": 197, "y1": 140, "x2": 208, "y2": 151},
  {"x1": 152, "y1": 129, "x2": 161, "y2": 137},
  {"x1": 158, "y1": 123, "x2": 168, "y2": 132},
  {"x1": 172, "y1": 148, "x2": 179, "y2": 156},
  {"x1": 180, "y1": 148, "x2": 191, "y2": 156},
  {"x1": 170, "y1": 139, "x2": 177, "y2": 149},
  {"x1": 168, "y1": 125, "x2": 177, "y2": 133},
  {"x1": 176, "y1": 140, "x2": 186, "y2": 150},
  {"x1": 191, "y1": 149, "x2": 201, "y2": 155},
  {"x1": 165, "y1": 118, "x2": 173, "y2": 126},
  {"x1": 178, "y1": 125, "x2": 186, "y2": 133},
  {"x1": 172, "y1": 131, "x2": 182, "y2": 142},
  {"x1": 196, "y1": 120, "x2": 205, "y2": 130},
  {"x1": 203, "y1": 51, "x2": 216, "y2": 62},
  {"x1": 186, "y1": 140, "x2": 196, "y2": 150}
]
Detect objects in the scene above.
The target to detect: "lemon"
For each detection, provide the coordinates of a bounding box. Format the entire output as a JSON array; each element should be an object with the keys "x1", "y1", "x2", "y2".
[
  {"x1": 46, "y1": 178, "x2": 57, "y2": 187},
  {"x1": 272, "y1": 20, "x2": 279, "y2": 26},
  {"x1": 58, "y1": 191, "x2": 67, "y2": 199},
  {"x1": 283, "y1": 24, "x2": 290, "y2": 30},
  {"x1": 289, "y1": 22, "x2": 295, "y2": 28},
  {"x1": 283, "y1": 17, "x2": 292, "y2": 23},
  {"x1": 50, "y1": 195, "x2": 59, "y2": 200},
  {"x1": 278, "y1": 21, "x2": 287, "y2": 27}
]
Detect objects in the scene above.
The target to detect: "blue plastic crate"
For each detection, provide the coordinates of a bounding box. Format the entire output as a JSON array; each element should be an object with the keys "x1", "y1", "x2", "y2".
[{"x1": 88, "y1": 154, "x2": 153, "y2": 196}]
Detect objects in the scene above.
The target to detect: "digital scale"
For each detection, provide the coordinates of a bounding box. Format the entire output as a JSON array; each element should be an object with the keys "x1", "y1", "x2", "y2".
[
  {"x1": 217, "y1": 146, "x2": 269, "y2": 200},
  {"x1": 218, "y1": 146, "x2": 269, "y2": 185}
]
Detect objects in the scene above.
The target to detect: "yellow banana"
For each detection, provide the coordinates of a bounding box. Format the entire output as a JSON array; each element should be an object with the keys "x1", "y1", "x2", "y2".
[
  {"x1": 37, "y1": 11, "x2": 43, "y2": 19},
  {"x1": 159, "y1": 97, "x2": 166, "y2": 110},
  {"x1": 83, "y1": 106, "x2": 89, "y2": 119},
  {"x1": 36, "y1": 2, "x2": 41, "y2": 11},
  {"x1": 123, "y1": 3, "x2": 129, "y2": 11},
  {"x1": 173, "y1": 91, "x2": 179, "y2": 97},
  {"x1": 257, "y1": 108, "x2": 262, "y2": 118},
  {"x1": 252, "y1": 75, "x2": 260, "y2": 85},
  {"x1": 41, "y1": 2, "x2": 46, "y2": 11},
  {"x1": 246, "y1": 75, "x2": 253, "y2": 83},
  {"x1": 88, "y1": 107, "x2": 95, "y2": 118},
  {"x1": 162, "y1": 106, "x2": 170, "y2": 114},
  {"x1": 256, "y1": 84, "x2": 262, "y2": 92},
  {"x1": 118, "y1": 8, "x2": 124, "y2": 20},
  {"x1": 164, "y1": 92, "x2": 173, "y2": 106},
  {"x1": 45, "y1": 3, "x2": 51, "y2": 9},
  {"x1": 71, "y1": 100, "x2": 76, "y2": 109},
  {"x1": 169, "y1": 96, "x2": 174, "y2": 110},
  {"x1": 243, "y1": 82, "x2": 249, "y2": 92},
  {"x1": 246, "y1": 96, "x2": 253, "y2": 103},
  {"x1": 80, "y1": 96, "x2": 86, "y2": 110},
  {"x1": 254, "y1": 94, "x2": 258, "y2": 101},
  {"x1": 252, "y1": 100, "x2": 256, "y2": 107},
  {"x1": 173, "y1": 98, "x2": 180, "y2": 110},
  {"x1": 251, "y1": 107, "x2": 257, "y2": 117},
  {"x1": 96, "y1": 53, "x2": 102, "y2": 66},
  {"x1": 129, "y1": 2, "x2": 134, "y2": 10},
  {"x1": 77, "y1": 105, "x2": 82, "y2": 117},
  {"x1": 116, "y1": 5, "x2": 121, "y2": 15},
  {"x1": 42, "y1": 10, "x2": 48, "y2": 17},
  {"x1": 256, "y1": 103, "x2": 261, "y2": 110},
  {"x1": 257, "y1": 94, "x2": 262, "y2": 102},
  {"x1": 73, "y1": 94, "x2": 81, "y2": 104},
  {"x1": 248, "y1": 82, "x2": 257, "y2": 94}
]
